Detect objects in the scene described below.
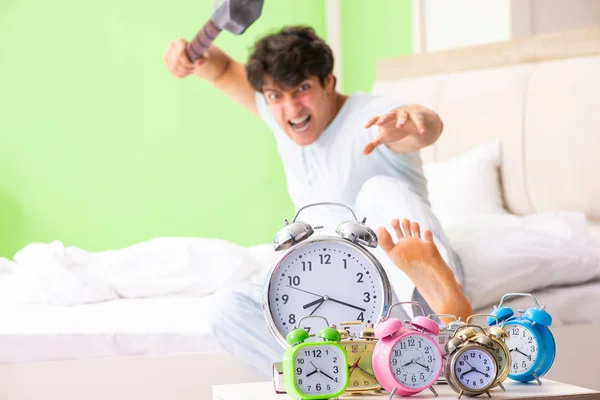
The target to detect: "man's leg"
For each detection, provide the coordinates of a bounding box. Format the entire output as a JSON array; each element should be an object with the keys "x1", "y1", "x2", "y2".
[
  {"x1": 210, "y1": 283, "x2": 285, "y2": 378},
  {"x1": 355, "y1": 176, "x2": 465, "y2": 315}
]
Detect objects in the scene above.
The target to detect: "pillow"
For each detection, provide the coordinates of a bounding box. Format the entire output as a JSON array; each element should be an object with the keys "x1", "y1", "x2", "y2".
[
  {"x1": 423, "y1": 140, "x2": 507, "y2": 226},
  {"x1": 444, "y1": 213, "x2": 600, "y2": 310}
]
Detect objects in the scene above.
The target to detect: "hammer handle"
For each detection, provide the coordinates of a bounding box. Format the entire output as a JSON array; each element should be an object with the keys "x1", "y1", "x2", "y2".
[{"x1": 186, "y1": 20, "x2": 222, "y2": 62}]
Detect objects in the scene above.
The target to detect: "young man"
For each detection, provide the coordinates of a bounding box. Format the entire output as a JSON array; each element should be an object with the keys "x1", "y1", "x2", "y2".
[{"x1": 163, "y1": 26, "x2": 472, "y2": 376}]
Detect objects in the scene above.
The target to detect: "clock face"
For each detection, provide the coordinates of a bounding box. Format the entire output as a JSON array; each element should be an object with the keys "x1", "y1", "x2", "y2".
[
  {"x1": 390, "y1": 334, "x2": 441, "y2": 389},
  {"x1": 488, "y1": 339, "x2": 510, "y2": 377},
  {"x1": 293, "y1": 345, "x2": 347, "y2": 396},
  {"x1": 266, "y1": 239, "x2": 389, "y2": 343},
  {"x1": 504, "y1": 323, "x2": 539, "y2": 374},
  {"x1": 436, "y1": 331, "x2": 453, "y2": 380},
  {"x1": 453, "y1": 348, "x2": 496, "y2": 390},
  {"x1": 341, "y1": 341, "x2": 378, "y2": 390}
]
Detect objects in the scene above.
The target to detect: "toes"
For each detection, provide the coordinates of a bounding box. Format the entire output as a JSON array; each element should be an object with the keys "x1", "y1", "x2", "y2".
[
  {"x1": 391, "y1": 218, "x2": 403, "y2": 239},
  {"x1": 376, "y1": 227, "x2": 394, "y2": 252},
  {"x1": 423, "y1": 229, "x2": 434, "y2": 242},
  {"x1": 411, "y1": 221, "x2": 421, "y2": 238},
  {"x1": 401, "y1": 218, "x2": 411, "y2": 237}
]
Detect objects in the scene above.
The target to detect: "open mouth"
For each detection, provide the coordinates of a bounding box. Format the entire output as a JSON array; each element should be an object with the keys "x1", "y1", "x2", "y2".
[{"x1": 288, "y1": 114, "x2": 311, "y2": 133}]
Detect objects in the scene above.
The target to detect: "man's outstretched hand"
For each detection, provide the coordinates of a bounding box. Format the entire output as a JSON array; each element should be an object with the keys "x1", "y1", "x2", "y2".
[{"x1": 362, "y1": 105, "x2": 442, "y2": 155}]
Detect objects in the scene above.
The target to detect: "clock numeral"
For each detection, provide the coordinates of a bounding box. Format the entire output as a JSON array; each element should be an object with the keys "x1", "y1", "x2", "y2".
[
  {"x1": 296, "y1": 367, "x2": 302, "y2": 375},
  {"x1": 343, "y1": 259, "x2": 347, "y2": 269},
  {"x1": 333, "y1": 357, "x2": 338, "y2": 362},
  {"x1": 363, "y1": 292, "x2": 371, "y2": 303},
  {"x1": 316, "y1": 383, "x2": 322, "y2": 391},
  {"x1": 353, "y1": 380, "x2": 359, "y2": 387},
  {"x1": 399, "y1": 342, "x2": 407, "y2": 350},
  {"x1": 420, "y1": 373, "x2": 425, "y2": 380},
  {"x1": 308, "y1": 385, "x2": 311, "y2": 391},
  {"x1": 513, "y1": 362, "x2": 518, "y2": 370},
  {"x1": 282, "y1": 294, "x2": 289, "y2": 304},
  {"x1": 396, "y1": 368, "x2": 401, "y2": 375},
  {"x1": 298, "y1": 379, "x2": 303, "y2": 385},
  {"x1": 403, "y1": 374, "x2": 408, "y2": 381},
  {"x1": 288, "y1": 314, "x2": 296, "y2": 324},
  {"x1": 411, "y1": 376, "x2": 417, "y2": 383},
  {"x1": 483, "y1": 359, "x2": 487, "y2": 365},
  {"x1": 288, "y1": 276, "x2": 301, "y2": 286},
  {"x1": 531, "y1": 345, "x2": 536, "y2": 352},
  {"x1": 357, "y1": 312, "x2": 364, "y2": 322},
  {"x1": 297, "y1": 358, "x2": 305, "y2": 364},
  {"x1": 522, "y1": 361, "x2": 528, "y2": 368},
  {"x1": 304, "y1": 327, "x2": 311, "y2": 334},
  {"x1": 333, "y1": 366, "x2": 339, "y2": 373},
  {"x1": 528, "y1": 337, "x2": 533, "y2": 344},
  {"x1": 319, "y1": 254, "x2": 331, "y2": 264},
  {"x1": 512, "y1": 328, "x2": 520, "y2": 336},
  {"x1": 301, "y1": 261, "x2": 312, "y2": 272},
  {"x1": 392, "y1": 358, "x2": 398, "y2": 366},
  {"x1": 428, "y1": 355, "x2": 433, "y2": 363},
  {"x1": 408, "y1": 338, "x2": 415, "y2": 347},
  {"x1": 326, "y1": 385, "x2": 331, "y2": 391},
  {"x1": 356, "y1": 273, "x2": 364, "y2": 283},
  {"x1": 470, "y1": 352, "x2": 475, "y2": 358}
]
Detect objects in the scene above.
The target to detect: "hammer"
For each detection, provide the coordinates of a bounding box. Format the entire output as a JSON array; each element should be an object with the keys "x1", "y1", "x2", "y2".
[{"x1": 186, "y1": 0, "x2": 265, "y2": 62}]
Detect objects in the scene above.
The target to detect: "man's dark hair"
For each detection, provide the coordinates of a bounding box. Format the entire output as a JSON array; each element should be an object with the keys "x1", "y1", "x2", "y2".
[{"x1": 246, "y1": 26, "x2": 335, "y2": 92}]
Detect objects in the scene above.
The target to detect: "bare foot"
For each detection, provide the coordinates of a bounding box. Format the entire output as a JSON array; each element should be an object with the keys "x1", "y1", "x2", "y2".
[
  {"x1": 376, "y1": 218, "x2": 443, "y2": 274},
  {"x1": 376, "y1": 218, "x2": 473, "y2": 322}
]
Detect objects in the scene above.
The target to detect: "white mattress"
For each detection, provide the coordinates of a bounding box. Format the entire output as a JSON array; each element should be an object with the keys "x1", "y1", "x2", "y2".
[
  {"x1": 2, "y1": 279, "x2": 600, "y2": 365},
  {"x1": 0, "y1": 296, "x2": 222, "y2": 364}
]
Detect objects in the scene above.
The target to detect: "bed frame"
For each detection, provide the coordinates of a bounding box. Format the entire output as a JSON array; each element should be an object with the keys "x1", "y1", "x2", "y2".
[{"x1": 1, "y1": 25, "x2": 599, "y2": 400}]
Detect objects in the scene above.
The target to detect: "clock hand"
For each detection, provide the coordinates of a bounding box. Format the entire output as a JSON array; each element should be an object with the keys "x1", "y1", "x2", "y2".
[
  {"x1": 460, "y1": 368, "x2": 476, "y2": 379},
  {"x1": 286, "y1": 285, "x2": 323, "y2": 297},
  {"x1": 402, "y1": 360, "x2": 414, "y2": 367},
  {"x1": 349, "y1": 357, "x2": 362, "y2": 376},
  {"x1": 327, "y1": 297, "x2": 366, "y2": 312},
  {"x1": 309, "y1": 299, "x2": 325, "y2": 316},
  {"x1": 306, "y1": 369, "x2": 319, "y2": 377},
  {"x1": 464, "y1": 359, "x2": 475, "y2": 369},
  {"x1": 414, "y1": 361, "x2": 430, "y2": 371},
  {"x1": 516, "y1": 348, "x2": 532, "y2": 361},
  {"x1": 474, "y1": 370, "x2": 490, "y2": 378},
  {"x1": 319, "y1": 370, "x2": 335, "y2": 381},
  {"x1": 303, "y1": 297, "x2": 325, "y2": 309},
  {"x1": 356, "y1": 365, "x2": 375, "y2": 378}
]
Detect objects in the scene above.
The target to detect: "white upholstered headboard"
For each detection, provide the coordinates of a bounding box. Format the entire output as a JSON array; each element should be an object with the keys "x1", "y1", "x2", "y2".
[{"x1": 373, "y1": 26, "x2": 600, "y2": 229}]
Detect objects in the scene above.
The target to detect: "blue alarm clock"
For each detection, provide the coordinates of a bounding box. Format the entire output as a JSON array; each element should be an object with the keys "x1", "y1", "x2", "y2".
[{"x1": 487, "y1": 293, "x2": 555, "y2": 385}]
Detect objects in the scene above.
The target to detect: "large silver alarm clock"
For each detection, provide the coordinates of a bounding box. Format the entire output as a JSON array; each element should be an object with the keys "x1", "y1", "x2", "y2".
[{"x1": 262, "y1": 202, "x2": 393, "y2": 347}]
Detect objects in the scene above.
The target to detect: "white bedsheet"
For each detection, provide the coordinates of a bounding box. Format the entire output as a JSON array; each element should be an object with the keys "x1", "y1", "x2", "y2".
[
  {"x1": 0, "y1": 296, "x2": 222, "y2": 364},
  {"x1": 1, "y1": 281, "x2": 599, "y2": 364}
]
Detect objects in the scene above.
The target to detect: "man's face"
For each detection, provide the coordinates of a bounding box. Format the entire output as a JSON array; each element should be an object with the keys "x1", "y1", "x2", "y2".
[{"x1": 262, "y1": 74, "x2": 335, "y2": 146}]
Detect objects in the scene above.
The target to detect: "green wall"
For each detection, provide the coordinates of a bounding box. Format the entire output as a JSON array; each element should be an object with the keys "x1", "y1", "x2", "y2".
[
  {"x1": 0, "y1": 0, "x2": 412, "y2": 258},
  {"x1": 0, "y1": 1, "x2": 325, "y2": 257},
  {"x1": 339, "y1": 0, "x2": 412, "y2": 94}
]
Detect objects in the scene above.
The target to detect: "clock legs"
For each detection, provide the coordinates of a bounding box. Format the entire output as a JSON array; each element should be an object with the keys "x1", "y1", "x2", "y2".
[
  {"x1": 533, "y1": 372, "x2": 542, "y2": 386},
  {"x1": 458, "y1": 390, "x2": 464, "y2": 399},
  {"x1": 485, "y1": 390, "x2": 491, "y2": 398},
  {"x1": 429, "y1": 386, "x2": 439, "y2": 397},
  {"x1": 499, "y1": 383, "x2": 505, "y2": 392},
  {"x1": 388, "y1": 386, "x2": 398, "y2": 399}
]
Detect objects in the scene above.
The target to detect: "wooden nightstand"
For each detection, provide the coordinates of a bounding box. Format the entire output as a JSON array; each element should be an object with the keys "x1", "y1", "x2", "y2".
[{"x1": 213, "y1": 379, "x2": 600, "y2": 400}]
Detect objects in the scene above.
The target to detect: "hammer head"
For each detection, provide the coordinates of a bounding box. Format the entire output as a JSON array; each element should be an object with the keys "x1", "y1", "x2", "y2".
[{"x1": 212, "y1": 0, "x2": 264, "y2": 35}]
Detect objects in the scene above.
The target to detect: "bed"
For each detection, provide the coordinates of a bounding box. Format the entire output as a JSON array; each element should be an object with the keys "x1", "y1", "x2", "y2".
[{"x1": 1, "y1": 26, "x2": 600, "y2": 400}]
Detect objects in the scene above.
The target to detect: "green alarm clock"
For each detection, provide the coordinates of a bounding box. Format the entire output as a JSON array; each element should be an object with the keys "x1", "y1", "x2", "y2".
[{"x1": 283, "y1": 316, "x2": 349, "y2": 400}]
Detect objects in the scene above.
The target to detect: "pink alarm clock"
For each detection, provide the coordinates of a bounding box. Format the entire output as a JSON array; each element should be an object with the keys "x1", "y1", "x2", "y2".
[{"x1": 372, "y1": 301, "x2": 443, "y2": 397}]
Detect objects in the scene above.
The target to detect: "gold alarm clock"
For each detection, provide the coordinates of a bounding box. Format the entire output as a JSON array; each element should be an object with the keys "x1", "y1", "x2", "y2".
[
  {"x1": 445, "y1": 325, "x2": 499, "y2": 398},
  {"x1": 466, "y1": 315, "x2": 512, "y2": 392},
  {"x1": 429, "y1": 314, "x2": 466, "y2": 383},
  {"x1": 337, "y1": 321, "x2": 382, "y2": 394}
]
